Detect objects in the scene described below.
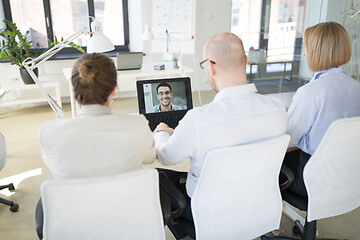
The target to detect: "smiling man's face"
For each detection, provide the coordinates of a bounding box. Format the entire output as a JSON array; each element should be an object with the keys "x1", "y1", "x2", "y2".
[{"x1": 157, "y1": 86, "x2": 173, "y2": 108}]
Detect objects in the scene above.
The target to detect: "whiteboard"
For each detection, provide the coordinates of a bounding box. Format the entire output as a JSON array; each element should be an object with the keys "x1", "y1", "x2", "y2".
[{"x1": 152, "y1": 0, "x2": 194, "y2": 40}]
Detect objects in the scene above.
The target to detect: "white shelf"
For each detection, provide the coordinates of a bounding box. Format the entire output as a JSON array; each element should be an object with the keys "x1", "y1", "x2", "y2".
[{"x1": 0, "y1": 80, "x2": 62, "y2": 109}]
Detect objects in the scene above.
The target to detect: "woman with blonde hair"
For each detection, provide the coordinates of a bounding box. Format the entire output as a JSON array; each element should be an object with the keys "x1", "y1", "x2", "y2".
[
  {"x1": 284, "y1": 22, "x2": 360, "y2": 197},
  {"x1": 39, "y1": 53, "x2": 155, "y2": 179}
]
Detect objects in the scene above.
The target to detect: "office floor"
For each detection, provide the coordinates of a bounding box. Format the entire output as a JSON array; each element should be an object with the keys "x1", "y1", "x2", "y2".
[{"x1": 1, "y1": 82, "x2": 360, "y2": 239}]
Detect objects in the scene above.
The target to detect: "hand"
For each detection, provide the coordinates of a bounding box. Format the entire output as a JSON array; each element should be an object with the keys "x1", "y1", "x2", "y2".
[
  {"x1": 154, "y1": 122, "x2": 174, "y2": 136},
  {"x1": 287, "y1": 147, "x2": 299, "y2": 152}
]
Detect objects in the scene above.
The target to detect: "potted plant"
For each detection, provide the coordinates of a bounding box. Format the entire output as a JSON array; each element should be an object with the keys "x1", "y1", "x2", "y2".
[
  {"x1": 0, "y1": 19, "x2": 84, "y2": 84},
  {"x1": 0, "y1": 19, "x2": 39, "y2": 84}
]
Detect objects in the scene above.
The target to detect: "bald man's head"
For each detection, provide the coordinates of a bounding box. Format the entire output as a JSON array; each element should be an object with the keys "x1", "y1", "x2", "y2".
[{"x1": 203, "y1": 32, "x2": 246, "y2": 71}]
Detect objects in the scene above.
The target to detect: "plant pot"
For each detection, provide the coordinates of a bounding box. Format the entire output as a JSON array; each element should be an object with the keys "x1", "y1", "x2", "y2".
[{"x1": 19, "y1": 68, "x2": 38, "y2": 84}]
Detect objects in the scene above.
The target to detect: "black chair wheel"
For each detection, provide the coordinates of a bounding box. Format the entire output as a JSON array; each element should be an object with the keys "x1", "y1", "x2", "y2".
[
  {"x1": 292, "y1": 225, "x2": 300, "y2": 234},
  {"x1": 10, "y1": 203, "x2": 19, "y2": 212},
  {"x1": 9, "y1": 183, "x2": 15, "y2": 191}
]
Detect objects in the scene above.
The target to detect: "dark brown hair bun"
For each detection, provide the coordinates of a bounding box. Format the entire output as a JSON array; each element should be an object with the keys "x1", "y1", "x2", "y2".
[
  {"x1": 78, "y1": 63, "x2": 95, "y2": 88},
  {"x1": 71, "y1": 53, "x2": 117, "y2": 105}
]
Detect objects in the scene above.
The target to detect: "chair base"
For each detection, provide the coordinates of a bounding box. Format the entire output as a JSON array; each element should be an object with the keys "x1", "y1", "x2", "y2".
[
  {"x1": 261, "y1": 236, "x2": 345, "y2": 240},
  {"x1": 0, "y1": 183, "x2": 19, "y2": 212},
  {"x1": 261, "y1": 219, "x2": 345, "y2": 240}
]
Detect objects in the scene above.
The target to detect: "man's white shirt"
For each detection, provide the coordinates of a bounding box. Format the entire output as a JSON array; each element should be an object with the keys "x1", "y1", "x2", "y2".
[{"x1": 154, "y1": 84, "x2": 287, "y2": 197}]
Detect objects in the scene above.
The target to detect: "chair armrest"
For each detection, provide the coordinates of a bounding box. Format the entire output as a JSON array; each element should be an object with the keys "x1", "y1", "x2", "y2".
[
  {"x1": 158, "y1": 172, "x2": 187, "y2": 223},
  {"x1": 159, "y1": 187, "x2": 171, "y2": 225},
  {"x1": 280, "y1": 165, "x2": 295, "y2": 191}
]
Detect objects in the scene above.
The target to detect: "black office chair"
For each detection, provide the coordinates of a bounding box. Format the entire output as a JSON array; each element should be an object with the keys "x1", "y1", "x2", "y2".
[
  {"x1": 262, "y1": 117, "x2": 360, "y2": 240},
  {"x1": 158, "y1": 170, "x2": 192, "y2": 238},
  {"x1": 0, "y1": 132, "x2": 19, "y2": 212}
]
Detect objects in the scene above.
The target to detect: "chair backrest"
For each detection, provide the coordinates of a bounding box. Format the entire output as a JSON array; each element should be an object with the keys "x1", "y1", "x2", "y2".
[
  {"x1": 191, "y1": 134, "x2": 290, "y2": 240},
  {"x1": 0, "y1": 132, "x2": 6, "y2": 171},
  {"x1": 304, "y1": 117, "x2": 360, "y2": 222},
  {"x1": 41, "y1": 168, "x2": 165, "y2": 240}
]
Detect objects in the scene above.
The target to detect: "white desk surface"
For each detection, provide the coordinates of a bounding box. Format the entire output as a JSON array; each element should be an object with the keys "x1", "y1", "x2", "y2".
[
  {"x1": 62, "y1": 62, "x2": 193, "y2": 81},
  {"x1": 248, "y1": 59, "x2": 294, "y2": 65}
]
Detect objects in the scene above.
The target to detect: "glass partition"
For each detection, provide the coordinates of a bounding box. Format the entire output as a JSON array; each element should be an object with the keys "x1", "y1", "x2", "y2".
[{"x1": 231, "y1": 0, "x2": 308, "y2": 95}]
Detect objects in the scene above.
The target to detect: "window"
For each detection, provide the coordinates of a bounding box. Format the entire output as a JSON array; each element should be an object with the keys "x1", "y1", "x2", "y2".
[
  {"x1": 231, "y1": 0, "x2": 307, "y2": 80},
  {"x1": 231, "y1": 0, "x2": 262, "y2": 52},
  {"x1": 1, "y1": 0, "x2": 129, "y2": 57},
  {"x1": 266, "y1": 0, "x2": 306, "y2": 61},
  {"x1": 231, "y1": 3, "x2": 241, "y2": 26}
]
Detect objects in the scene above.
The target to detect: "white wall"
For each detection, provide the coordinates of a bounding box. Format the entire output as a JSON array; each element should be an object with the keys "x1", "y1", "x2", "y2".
[{"x1": 192, "y1": 0, "x2": 232, "y2": 90}]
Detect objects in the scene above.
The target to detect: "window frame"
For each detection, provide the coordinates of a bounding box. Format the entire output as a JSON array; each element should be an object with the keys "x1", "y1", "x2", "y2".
[{"x1": 1, "y1": 0, "x2": 130, "y2": 59}]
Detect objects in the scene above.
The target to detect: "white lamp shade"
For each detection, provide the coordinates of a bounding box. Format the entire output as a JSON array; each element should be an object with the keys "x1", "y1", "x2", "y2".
[
  {"x1": 87, "y1": 34, "x2": 115, "y2": 53},
  {"x1": 87, "y1": 20, "x2": 115, "y2": 53}
]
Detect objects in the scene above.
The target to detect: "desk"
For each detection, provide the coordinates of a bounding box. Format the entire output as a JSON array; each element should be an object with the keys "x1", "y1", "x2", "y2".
[
  {"x1": 63, "y1": 62, "x2": 193, "y2": 118},
  {"x1": 248, "y1": 60, "x2": 294, "y2": 82}
]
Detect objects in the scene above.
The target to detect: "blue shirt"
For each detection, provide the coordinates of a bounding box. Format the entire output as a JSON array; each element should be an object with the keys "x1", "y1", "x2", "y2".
[{"x1": 287, "y1": 67, "x2": 360, "y2": 155}]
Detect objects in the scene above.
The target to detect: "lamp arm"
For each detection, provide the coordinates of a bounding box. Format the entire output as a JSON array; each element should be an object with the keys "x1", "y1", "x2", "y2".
[
  {"x1": 22, "y1": 63, "x2": 64, "y2": 119},
  {"x1": 351, "y1": 10, "x2": 360, "y2": 18},
  {"x1": 27, "y1": 27, "x2": 88, "y2": 68},
  {"x1": 21, "y1": 27, "x2": 88, "y2": 119}
]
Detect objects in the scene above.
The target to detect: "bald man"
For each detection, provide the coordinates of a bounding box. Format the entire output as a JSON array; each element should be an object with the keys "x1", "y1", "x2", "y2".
[{"x1": 153, "y1": 32, "x2": 287, "y2": 239}]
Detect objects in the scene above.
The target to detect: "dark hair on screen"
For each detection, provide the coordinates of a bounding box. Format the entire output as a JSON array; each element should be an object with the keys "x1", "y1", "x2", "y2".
[
  {"x1": 156, "y1": 82, "x2": 172, "y2": 94},
  {"x1": 71, "y1": 53, "x2": 117, "y2": 105}
]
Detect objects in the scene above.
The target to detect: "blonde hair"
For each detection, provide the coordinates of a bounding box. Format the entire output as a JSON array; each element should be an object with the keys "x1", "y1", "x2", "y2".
[
  {"x1": 304, "y1": 22, "x2": 352, "y2": 72},
  {"x1": 71, "y1": 53, "x2": 117, "y2": 105}
]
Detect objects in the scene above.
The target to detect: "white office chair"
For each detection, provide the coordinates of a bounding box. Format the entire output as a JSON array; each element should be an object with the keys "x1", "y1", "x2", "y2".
[
  {"x1": 305, "y1": 117, "x2": 360, "y2": 222},
  {"x1": 188, "y1": 135, "x2": 290, "y2": 240},
  {"x1": 0, "y1": 132, "x2": 19, "y2": 212},
  {"x1": 263, "y1": 117, "x2": 360, "y2": 240},
  {"x1": 40, "y1": 168, "x2": 165, "y2": 240}
]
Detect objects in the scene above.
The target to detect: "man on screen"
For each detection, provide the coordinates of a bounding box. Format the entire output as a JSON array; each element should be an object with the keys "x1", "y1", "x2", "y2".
[{"x1": 153, "y1": 82, "x2": 183, "y2": 112}]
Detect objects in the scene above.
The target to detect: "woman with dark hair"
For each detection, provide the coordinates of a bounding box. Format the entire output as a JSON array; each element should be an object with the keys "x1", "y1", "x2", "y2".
[{"x1": 39, "y1": 53, "x2": 155, "y2": 179}]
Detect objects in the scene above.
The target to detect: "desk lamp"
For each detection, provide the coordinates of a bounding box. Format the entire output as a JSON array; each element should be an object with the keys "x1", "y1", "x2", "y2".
[
  {"x1": 22, "y1": 17, "x2": 114, "y2": 119},
  {"x1": 142, "y1": 24, "x2": 153, "y2": 56}
]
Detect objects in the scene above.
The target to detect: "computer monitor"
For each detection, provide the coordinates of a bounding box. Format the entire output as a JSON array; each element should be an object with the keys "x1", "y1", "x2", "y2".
[{"x1": 136, "y1": 77, "x2": 193, "y2": 130}]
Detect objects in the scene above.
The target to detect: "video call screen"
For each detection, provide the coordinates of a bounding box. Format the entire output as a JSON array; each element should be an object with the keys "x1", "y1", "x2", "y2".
[{"x1": 137, "y1": 78, "x2": 192, "y2": 115}]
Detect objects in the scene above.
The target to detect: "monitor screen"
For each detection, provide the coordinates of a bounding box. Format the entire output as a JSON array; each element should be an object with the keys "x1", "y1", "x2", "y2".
[{"x1": 137, "y1": 77, "x2": 193, "y2": 115}]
